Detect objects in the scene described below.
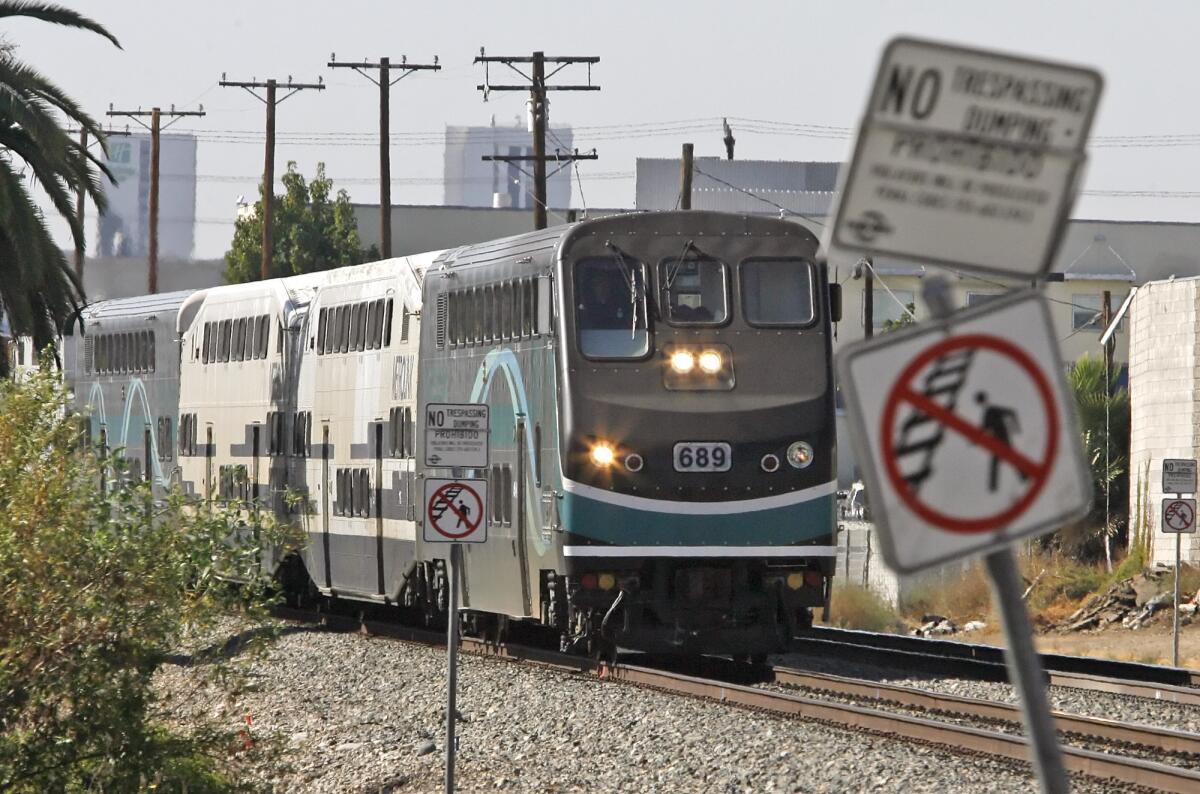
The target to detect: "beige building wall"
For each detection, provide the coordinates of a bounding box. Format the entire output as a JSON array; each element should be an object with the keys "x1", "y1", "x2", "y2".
[{"x1": 1127, "y1": 278, "x2": 1200, "y2": 565}]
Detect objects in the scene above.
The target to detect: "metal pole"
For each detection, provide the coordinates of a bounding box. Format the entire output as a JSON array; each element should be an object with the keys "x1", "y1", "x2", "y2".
[
  {"x1": 985, "y1": 548, "x2": 1069, "y2": 794},
  {"x1": 379, "y1": 57, "x2": 392, "y2": 259},
  {"x1": 863, "y1": 259, "x2": 874, "y2": 339},
  {"x1": 1175, "y1": 527, "x2": 1182, "y2": 668},
  {"x1": 445, "y1": 542, "x2": 460, "y2": 793},
  {"x1": 148, "y1": 108, "x2": 161, "y2": 294},
  {"x1": 921, "y1": 276, "x2": 1068, "y2": 794}
]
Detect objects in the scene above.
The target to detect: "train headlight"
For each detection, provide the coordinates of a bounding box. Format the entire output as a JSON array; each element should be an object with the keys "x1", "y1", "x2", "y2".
[
  {"x1": 698, "y1": 350, "x2": 722, "y2": 374},
  {"x1": 590, "y1": 443, "x2": 615, "y2": 467},
  {"x1": 670, "y1": 350, "x2": 696, "y2": 374},
  {"x1": 787, "y1": 441, "x2": 814, "y2": 469}
]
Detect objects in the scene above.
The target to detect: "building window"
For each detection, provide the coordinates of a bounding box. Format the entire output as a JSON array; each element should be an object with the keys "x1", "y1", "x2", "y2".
[
  {"x1": 1071, "y1": 294, "x2": 1103, "y2": 331},
  {"x1": 867, "y1": 288, "x2": 915, "y2": 331},
  {"x1": 966, "y1": 292, "x2": 1001, "y2": 309}
]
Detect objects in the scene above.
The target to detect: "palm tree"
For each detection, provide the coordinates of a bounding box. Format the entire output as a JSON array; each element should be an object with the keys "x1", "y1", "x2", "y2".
[
  {"x1": 0, "y1": 2, "x2": 119, "y2": 372},
  {"x1": 1066, "y1": 353, "x2": 1130, "y2": 568}
]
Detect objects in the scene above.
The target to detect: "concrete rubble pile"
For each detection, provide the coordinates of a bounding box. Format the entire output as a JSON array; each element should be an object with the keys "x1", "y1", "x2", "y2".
[
  {"x1": 1055, "y1": 565, "x2": 1199, "y2": 633},
  {"x1": 911, "y1": 615, "x2": 988, "y2": 637}
]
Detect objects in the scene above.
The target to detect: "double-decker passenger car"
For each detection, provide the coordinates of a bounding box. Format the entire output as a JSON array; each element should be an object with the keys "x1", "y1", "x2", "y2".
[{"x1": 61, "y1": 291, "x2": 196, "y2": 496}]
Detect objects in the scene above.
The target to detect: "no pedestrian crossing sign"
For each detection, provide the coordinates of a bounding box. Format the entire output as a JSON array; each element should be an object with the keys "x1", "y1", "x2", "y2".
[
  {"x1": 1162, "y1": 498, "x2": 1197, "y2": 534},
  {"x1": 831, "y1": 37, "x2": 1103, "y2": 278},
  {"x1": 424, "y1": 478, "x2": 489, "y2": 544},
  {"x1": 837, "y1": 290, "x2": 1091, "y2": 574}
]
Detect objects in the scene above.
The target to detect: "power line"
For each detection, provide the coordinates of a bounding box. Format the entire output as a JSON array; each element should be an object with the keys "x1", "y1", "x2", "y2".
[{"x1": 691, "y1": 164, "x2": 826, "y2": 228}]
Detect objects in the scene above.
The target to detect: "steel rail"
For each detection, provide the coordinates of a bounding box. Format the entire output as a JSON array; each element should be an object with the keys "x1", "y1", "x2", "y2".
[
  {"x1": 272, "y1": 606, "x2": 1200, "y2": 792},
  {"x1": 769, "y1": 665, "x2": 1200, "y2": 757},
  {"x1": 795, "y1": 629, "x2": 1200, "y2": 705}
]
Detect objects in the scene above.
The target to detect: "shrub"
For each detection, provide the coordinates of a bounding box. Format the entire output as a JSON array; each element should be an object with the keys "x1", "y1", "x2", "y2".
[
  {"x1": 828, "y1": 585, "x2": 904, "y2": 633},
  {"x1": 0, "y1": 368, "x2": 296, "y2": 791},
  {"x1": 902, "y1": 563, "x2": 995, "y2": 625}
]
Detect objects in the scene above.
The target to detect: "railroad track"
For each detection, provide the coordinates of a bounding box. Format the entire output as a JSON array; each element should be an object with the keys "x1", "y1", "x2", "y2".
[
  {"x1": 796, "y1": 626, "x2": 1200, "y2": 705},
  {"x1": 270, "y1": 605, "x2": 1200, "y2": 792}
]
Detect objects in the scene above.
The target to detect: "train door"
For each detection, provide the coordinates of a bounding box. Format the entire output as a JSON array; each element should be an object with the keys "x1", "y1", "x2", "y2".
[
  {"x1": 374, "y1": 422, "x2": 385, "y2": 596},
  {"x1": 320, "y1": 424, "x2": 332, "y2": 589}
]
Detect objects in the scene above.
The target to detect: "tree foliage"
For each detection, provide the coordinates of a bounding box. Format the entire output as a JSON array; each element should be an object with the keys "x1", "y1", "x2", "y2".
[
  {"x1": 0, "y1": 3, "x2": 120, "y2": 370},
  {"x1": 1059, "y1": 353, "x2": 1130, "y2": 559},
  {"x1": 880, "y1": 302, "x2": 917, "y2": 334},
  {"x1": 224, "y1": 161, "x2": 376, "y2": 284},
  {"x1": 0, "y1": 366, "x2": 295, "y2": 791}
]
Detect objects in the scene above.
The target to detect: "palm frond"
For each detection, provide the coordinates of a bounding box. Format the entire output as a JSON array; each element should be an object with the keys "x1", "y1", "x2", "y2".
[{"x1": 0, "y1": 1, "x2": 119, "y2": 48}]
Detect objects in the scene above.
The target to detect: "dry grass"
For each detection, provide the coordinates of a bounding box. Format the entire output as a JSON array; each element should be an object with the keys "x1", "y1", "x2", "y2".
[
  {"x1": 902, "y1": 563, "x2": 995, "y2": 625},
  {"x1": 827, "y1": 585, "x2": 905, "y2": 633}
]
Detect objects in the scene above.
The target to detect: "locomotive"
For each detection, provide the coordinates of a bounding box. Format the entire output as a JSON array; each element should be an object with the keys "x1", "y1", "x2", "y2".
[{"x1": 60, "y1": 210, "x2": 840, "y2": 657}]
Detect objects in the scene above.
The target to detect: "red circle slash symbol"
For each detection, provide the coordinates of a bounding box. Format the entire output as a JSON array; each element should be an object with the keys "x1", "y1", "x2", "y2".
[
  {"x1": 880, "y1": 334, "x2": 1059, "y2": 535},
  {"x1": 428, "y1": 483, "x2": 484, "y2": 540},
  {"x1": 1166, "y1": 501, "x2": 1194, "y2": 531}
]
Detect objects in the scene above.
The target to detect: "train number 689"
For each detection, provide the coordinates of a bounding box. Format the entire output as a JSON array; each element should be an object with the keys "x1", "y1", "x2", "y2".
[{"x1": 673, "y1": 442, "x2": 732, "y2": 473}]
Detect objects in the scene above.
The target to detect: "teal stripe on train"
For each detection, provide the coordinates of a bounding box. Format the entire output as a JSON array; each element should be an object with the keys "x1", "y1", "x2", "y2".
[{"x1": 560, "y1": 491, "x2": 836, "y2": 546}]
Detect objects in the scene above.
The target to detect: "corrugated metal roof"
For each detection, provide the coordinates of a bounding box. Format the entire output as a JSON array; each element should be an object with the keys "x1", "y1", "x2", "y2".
[{"x1": 82, "y1": 289, "x2": 196, "y2": 321}]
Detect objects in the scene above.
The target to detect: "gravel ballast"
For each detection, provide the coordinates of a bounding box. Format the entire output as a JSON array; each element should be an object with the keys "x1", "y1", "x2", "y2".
[{"x1": 156, "y1": 624, "x2": 1132, "y2": 793}]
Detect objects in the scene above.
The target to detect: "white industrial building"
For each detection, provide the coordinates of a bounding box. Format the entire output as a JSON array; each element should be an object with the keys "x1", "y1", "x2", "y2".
[
  {"x1": 442, "y1": 120, "x2": 573, "y2": 210},
  {"x1": 97, "y1": 132, "x2": 197, "y2": 260}
]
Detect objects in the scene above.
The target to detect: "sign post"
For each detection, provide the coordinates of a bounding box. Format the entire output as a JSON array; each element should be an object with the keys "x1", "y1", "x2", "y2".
[
  {"x1": 1161, "y1": 460, "x2": 1197, "y2": 668},
  {"x1": 839, "y1": 283, "x2": 1091, "y2": 794},
  {"x1": 423, "y1": 402, "x2": 490, "y2": 794}
]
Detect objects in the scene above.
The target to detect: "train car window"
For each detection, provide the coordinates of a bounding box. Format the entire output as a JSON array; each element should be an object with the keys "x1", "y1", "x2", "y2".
[
  {"x1": 359, "y1": 303, "x2": 370, "y2": 351},
  {"x1": 400, "y1": 304, "x2": 409, "y2": 343},
  {"x1": 659, "y1": 258, "x2": 728, "y2": 325},
  {"x1": 147, "y1": 331, "x2": 156, "y2": 372},
  {"x1": 502, "y1": 281, "x2": 514, "y2": 339},
  {"x1": 277, "y1": 319, "x2": 284, "y2": 355},
  {"x1": 317, "y1": 308, "x2": 328, "y2": 354},
  {"x1": 447, "y1": 292, "x2": 457, "y2": 346},
  {"x1": 490, "y1": 465, "x2": 500, "y2": 522},
  {"x1": 260, "y1": 315, "x2": 271, "y2": 359},
  {"x1": 405, "y1": 407, "x2": 414, "y2": 458},
  {"x1": 348, "y1": 304, "x2": 360, "y2": 351},
  {"x1": 202, "y1": 323, "x2": 211, "y2": 363},
  {"x1": 220, "y1": 319, "x2": 232, "y2": 362},
  {"x1": 482, "y1": 285, "x2": 494, "y2": 342},
  {"x1": 575, "y1": 257, "x2": 650, "y2": 359},
  {"x1": 502, "y1": 464, "x2": 512, "y2": 525},
  {"x1": 492, "y1": 285, "x2": 502, "y2": 340},
  {"x1": 339, "y1": 305, "x2": 351, "y2": 354},
  {"x1": 741, "y1": 259, "x2": 817, "y2": 327},
  {"x1": 367, "y1": 301, "x2": 380, "y2": 350},
  {"x1": 385, "y1": 298, "x2": 395, "y2": 346},
  {"x1": 356, "y1": 469, "x2": 368, "y2": 517},
  {"x1": 233, "y1": 319, "x2": 244, "y2": 362}
]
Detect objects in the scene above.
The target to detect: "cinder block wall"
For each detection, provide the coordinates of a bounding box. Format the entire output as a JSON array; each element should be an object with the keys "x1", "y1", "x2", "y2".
[{"x1": 1127, "y1": 279, "x2": 1200, "y2": 564}]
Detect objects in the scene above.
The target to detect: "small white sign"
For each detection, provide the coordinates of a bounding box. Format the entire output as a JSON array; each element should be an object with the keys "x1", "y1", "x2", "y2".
[
  {"x1": 838, "y1": 290, "x2": 1091, "y2": 574},
  {"x1": 424, "y1": 403, "x2": 489, "y2": 469},
  {"x1": 1162, "y1": 498, "x2": 1197, "y2": 534},
  {"x1": 832, "y1": 37, "x2": 1103, "y2": 278},
  {"x1": 1162, "y1": 459, "x2": 1197, "y2": 495},
  {"x1": 424, "y1": 478, "x2": 488, "y2": 544}
]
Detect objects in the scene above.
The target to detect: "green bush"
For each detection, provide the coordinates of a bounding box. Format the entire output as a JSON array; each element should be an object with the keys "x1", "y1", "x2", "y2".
[{"x1": 0, "y1": 368, "x2": 296, "y2": 791}]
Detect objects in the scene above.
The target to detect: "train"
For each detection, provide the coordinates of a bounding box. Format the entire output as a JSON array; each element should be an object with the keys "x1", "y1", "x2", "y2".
[{"x1": 54, "y1": 210, "x2": 841, "y2": 657}]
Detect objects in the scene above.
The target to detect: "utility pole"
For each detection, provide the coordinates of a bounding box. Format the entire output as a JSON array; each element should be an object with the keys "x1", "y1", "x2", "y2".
[
  {"x1": 474, "y1": 50, "x2": 600, "y2": 230},
  {"x1": 74, "y1": 128, "x2": 87, "y2": 281},
  {"x1": 327, "y1": 54, "x2": 440, "y2": 259},
  {"x1": 107, "y1": 104, "x2": 206, "y2": 294},
  {"x1": 680, "y1": 143, "x2": 694, "y2": 210},
  {"x1": 220, "y1": 75, "x2": 324, "y2": 281}
]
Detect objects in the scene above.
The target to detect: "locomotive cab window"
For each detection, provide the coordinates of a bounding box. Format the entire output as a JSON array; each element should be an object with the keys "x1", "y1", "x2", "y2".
[
  {"x1": 575, "y1": 257, "x2": 650, "y2": 359},
  {"x1": 660, "y1": 258, "x2": 728, "y2": 325},
  {"x1": 740, "y1": 259, "x2": 817, "y2": 327}
]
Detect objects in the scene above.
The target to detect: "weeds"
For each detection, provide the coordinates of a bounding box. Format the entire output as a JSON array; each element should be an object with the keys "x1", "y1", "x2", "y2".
[{"x1": 828, "y1": 585, "x2": 905, "y2": 633}]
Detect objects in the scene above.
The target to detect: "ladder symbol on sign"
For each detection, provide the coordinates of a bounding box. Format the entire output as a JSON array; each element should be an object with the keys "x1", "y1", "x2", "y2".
[
  {"x1": 892, "y1": 348, "x2": 976, "y2": 494},
  {"x1": 429, "y1": 484, "x2": 465, "y2": 523}
]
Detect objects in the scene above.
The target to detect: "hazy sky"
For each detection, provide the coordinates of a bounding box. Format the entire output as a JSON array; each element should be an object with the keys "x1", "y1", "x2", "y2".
[{"x1": 11, "y1": 0, "x2": 1200, "y2": 259}]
